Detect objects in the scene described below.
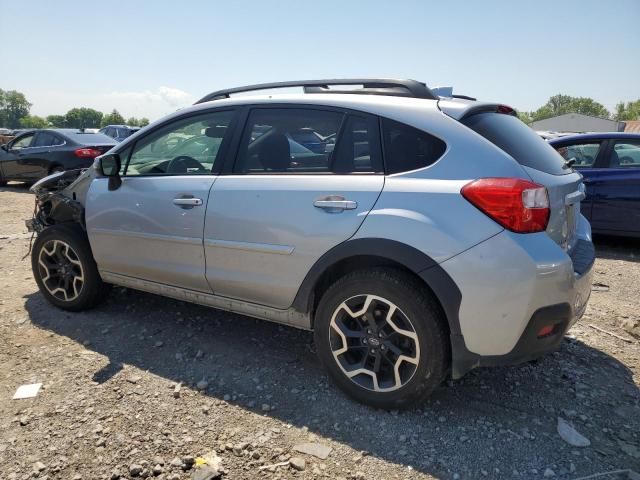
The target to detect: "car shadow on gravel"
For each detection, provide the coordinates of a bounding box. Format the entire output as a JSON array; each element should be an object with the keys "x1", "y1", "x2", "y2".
[
  {"x1": 594, "y1": 235, "x2": 640, "y2": 263},
  {"x1": 24, "y1": 288, "x2": 640, "y2": 477},
  {"x1": 0, "y1": 182, "x2": 33, "y2": 194}
]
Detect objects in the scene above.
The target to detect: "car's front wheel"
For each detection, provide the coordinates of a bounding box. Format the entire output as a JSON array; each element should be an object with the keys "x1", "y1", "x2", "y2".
[
  {"x1": 32, "y1": 224, "x2": 109, "y2": 311},
  {"x1": 314, "y1": 268, "x2": 449, "y2": 409}
]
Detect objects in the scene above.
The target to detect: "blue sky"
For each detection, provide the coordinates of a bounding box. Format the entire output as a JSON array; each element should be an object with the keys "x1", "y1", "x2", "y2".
[{"x1": 1, "y1": 0, "x2": 639, "y2": 120}]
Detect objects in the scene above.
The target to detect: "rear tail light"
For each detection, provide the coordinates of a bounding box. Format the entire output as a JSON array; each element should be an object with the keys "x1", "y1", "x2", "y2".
[
  {"x1": 74, "y1": 148, "x2": 102, "y2": 158},
  {"x1": 461, "y1": 178, "x2": 550, "y2": 233}
]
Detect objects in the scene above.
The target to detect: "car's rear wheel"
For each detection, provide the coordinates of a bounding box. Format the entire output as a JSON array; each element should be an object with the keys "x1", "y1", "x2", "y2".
[
  {"x1": 314, "y1": 268, "x2": 449, "y2": 409},
  {"x1": 32, "y1": 224, "x2": 109, "y2": 311}
]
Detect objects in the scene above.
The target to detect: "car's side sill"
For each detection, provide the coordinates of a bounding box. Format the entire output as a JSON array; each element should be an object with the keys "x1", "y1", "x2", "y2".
[{"x1": 99, "y1": 271, "x2": 311, "y2": 330}]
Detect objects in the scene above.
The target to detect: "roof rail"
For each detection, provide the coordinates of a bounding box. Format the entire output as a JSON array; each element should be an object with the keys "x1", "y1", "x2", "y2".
[{"x1": 195, "y1": 78, "x2": 438, "y2": 104}]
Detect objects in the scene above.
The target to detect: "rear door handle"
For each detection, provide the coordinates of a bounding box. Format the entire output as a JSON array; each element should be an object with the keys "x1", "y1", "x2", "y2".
[
  {"x1": 313, "y1": 196, "x2": 358, "y2": 211},
  {"x1": 173, "y1": 196, "x2": 203, "y2": 208}
]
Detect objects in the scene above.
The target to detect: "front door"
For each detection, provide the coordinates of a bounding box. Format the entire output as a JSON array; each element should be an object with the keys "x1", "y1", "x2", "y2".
[
  {"x1": 86, "y1": 109, "x2": 236, "y2": 292},
  {"x1": 590, "y1": 139, "x2": 640, "y2": 235},
  {"x1": 204, "y1": 107, "x2": 385, "y2": 308},
  {"x1": 0, "y1": 132, "x2": 37, "y2": 180}
]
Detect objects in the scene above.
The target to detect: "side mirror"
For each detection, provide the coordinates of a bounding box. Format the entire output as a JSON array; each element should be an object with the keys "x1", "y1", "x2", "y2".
[
  {"x1": 98, "y1": 153, "x2": 122, "y2": 191},
  {"x1": 0, "y1": 144, "x2": 7, "y2": 151}
]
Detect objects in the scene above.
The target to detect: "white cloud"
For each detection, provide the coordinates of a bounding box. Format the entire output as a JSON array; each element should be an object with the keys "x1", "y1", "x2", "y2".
[{"x1": 30, "y1": 86, "x2": 195, "y2": 121}]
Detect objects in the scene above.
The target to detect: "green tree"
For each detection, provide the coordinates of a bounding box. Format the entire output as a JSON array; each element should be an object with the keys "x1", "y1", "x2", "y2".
[
  {"x1": 139, "y1": 117, "x2": 150, "y2": 127},
  {"x1": 531, "y1": 94, "x2": 610, "y2": 122},
  {"x1": 126, "y1": 117, "x2": 139, "y2": 126},
  {"x1": 516, "y1": 110, "x2": 533, "y2": 124},
  {"x1": 64, "y1": 107, "x2": 103, "y2": 129},
  {"x1": 0, "y1": 89, "x2": 32, "y2": 128},
  {"x1": 19, "y1": 115, "x2": 47, "y2": 129},
  {"x1": 0, "y1": 89, "x2": 6, "y2": 127},
  {"x1": 101, "y1": 109, "x2": 125, "y2": 127},
  {"x1": 46, "y1": 114, "x2": 67, "y2": 127},
  {"x1": 614, "y1": 100, "x2": 640, "y2": 121}
]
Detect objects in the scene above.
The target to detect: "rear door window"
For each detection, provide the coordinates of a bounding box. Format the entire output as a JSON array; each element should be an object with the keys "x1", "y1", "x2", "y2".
[
  {"x1": 382, "y1": 119, "x2": 446, "y2": 174},
  {"x1": 554, "y1": 142, "x2": 602, "y2": 168},
  {"x1": 235, "y1": 108, "x2": 344, "y2": 174},
  {"x1": 332, "y1": 114, "x2": 383, "y2": 173},
  {"x1": 34, "y1": 132, "x2": 65, "y2": 147},
  {"x1": 612, "y1": 140, "x2": 640, "y2": 167},
  {"x1": 463, "y1": 112, "x2": 570, "y2": 175}
]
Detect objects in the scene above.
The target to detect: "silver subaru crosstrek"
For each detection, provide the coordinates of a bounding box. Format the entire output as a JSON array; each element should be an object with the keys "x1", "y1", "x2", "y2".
[{"x1": 27, "y1": 79, "x2": 594, "y2": 409}]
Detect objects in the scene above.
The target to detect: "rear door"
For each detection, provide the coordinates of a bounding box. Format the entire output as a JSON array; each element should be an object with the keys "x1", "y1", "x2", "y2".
[
  {"x1": 589, "y1": 139, "x2": 640, "y2": 235},
  {"x1": 204, "y1": 107, "x2": 384, "y2": 308},
  {"x1": 86, "y1": 109, "x2": 236, "y2": 292},
  {"x1": 28, "y1": 131, "x2": 67, "y2": 179}
]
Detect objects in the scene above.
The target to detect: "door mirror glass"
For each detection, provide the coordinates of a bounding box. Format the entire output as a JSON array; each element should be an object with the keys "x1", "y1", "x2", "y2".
[{"x1": 99, "y1": 154, "x2": 121, "y2": 177}]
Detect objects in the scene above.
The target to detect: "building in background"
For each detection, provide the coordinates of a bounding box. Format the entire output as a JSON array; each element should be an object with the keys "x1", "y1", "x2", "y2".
[
  {"x1": 530, "y1": 113, "x2": 624, "y2": 133},
  {"x1": 623, "y1": 120, "x2": 640, "y2": 133}
]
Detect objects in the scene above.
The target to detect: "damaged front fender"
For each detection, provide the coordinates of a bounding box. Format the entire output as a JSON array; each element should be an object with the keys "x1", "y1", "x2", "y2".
[{"x1": 27, "y1": 167, "x2": 95, "y2": 233}]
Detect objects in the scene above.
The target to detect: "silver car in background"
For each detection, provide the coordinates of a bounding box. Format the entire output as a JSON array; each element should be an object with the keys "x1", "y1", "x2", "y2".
[{"x1": 27, "y1": 79, "x2": 594, "y2": 409}]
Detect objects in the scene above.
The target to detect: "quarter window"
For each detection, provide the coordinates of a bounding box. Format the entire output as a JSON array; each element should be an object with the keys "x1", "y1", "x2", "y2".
[
  {"x1": 124, "y1": 110, "x2": 234, "y2": 176},
  {"x1": 382, "y1": 119, "x2": 446, "y2": 174},
  {"x1": 235, "y1": 108, "x2": 344, "y2": 174},
  {"x1": 612, "y1": 141, "x2": 640, "y2": 168}
]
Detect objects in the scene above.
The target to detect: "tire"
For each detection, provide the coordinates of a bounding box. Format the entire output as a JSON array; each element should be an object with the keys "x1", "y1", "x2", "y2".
[
  {"x1": 314, "y1": 268, "x2": 449, "y2": 409},
  {"x1": 31, "y1": 224, "x2": 109, "y2": 311}
]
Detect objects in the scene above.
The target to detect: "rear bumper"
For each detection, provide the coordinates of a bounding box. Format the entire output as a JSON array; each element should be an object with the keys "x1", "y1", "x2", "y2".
[{"x1": 438, "y1": 219, "x2": 594, "y2": 378}]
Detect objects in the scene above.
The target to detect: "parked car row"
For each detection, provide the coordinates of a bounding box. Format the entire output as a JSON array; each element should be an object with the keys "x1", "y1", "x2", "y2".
[
  {"x1": 0, "y1": 124, "x2": 144, "y2": 184},
  {"x1": 0, "y1": 129, "x2": 116, "y2": 185}
]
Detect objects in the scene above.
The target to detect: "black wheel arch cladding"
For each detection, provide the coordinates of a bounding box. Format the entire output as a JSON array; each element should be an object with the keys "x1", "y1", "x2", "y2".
[{"x1": 292, "y1": 237, "x2": 465, "y2": 358}]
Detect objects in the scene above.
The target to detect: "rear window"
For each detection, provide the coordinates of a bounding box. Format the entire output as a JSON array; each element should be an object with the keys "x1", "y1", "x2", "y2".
[
  {"x1": 66, "y1": 132, "x2": 115, "y2": 144},
  {"x1": 462, "y1": 112, "x2": 570, "y2": 175}
]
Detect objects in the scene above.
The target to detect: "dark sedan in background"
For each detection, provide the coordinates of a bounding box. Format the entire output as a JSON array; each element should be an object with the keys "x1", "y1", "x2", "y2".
[
  {"x1": 0, "y1": 129, "x2": 116, "y2": 185},
  {"x1": 549, "y1": 132, "x2": 640, "y2": 238}
]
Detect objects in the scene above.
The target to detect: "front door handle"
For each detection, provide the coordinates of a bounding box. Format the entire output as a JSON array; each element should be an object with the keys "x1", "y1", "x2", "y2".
[
  {"x1": 313, "y1": 196, "x2": 358, "y2": 212},
  {"x1": 173, "y1": 196, "x2": 203, "y2": 208}
]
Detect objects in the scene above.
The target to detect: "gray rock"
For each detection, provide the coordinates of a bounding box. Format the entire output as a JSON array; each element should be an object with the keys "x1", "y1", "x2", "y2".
[
  {"x1": 19, "y1": 416, "x2": 29, "y2": 426},
  {"x1": 192, "y1": 466, "x2": 222, "y2": 480},
  {"x1": 153, "y1": 457, "x2": 165, "y2": 466},
  {"x1": 196, "y1": 379, "x2": 209, "y2": 390},
  {"x1": 293, "y1": 442, "x2": 332, "y2": 460},
  {"x1": 34, "y1": 462, "x2": 46, "y2": 472},
  {"x1": 152, "y1": 465, "x2": 163, "y2": 475},
  {"x1": 557, "y1": 417, "x2": 591, "y2": 447},
  {"x1": 170, "y1": 457, "x2": 182, "y2": 467},
  {"x1": 110, "y1": 470, "x2": 121, "y2": 480},
  {"x1": 127, "y1": 375, "x2": 142, "y2": 384},
  {"x1": 544, "y1": 468, "x2": 555, "y2": 477},
  {"x1": 290, "y1": 457, "x2": 306, "y2": 471},
  {"x1": 129, "y1": 464, "x2": 143, "y2": 477},
  {"x1": 173, "y1": 383, "x2": 181, "y2": 398}
]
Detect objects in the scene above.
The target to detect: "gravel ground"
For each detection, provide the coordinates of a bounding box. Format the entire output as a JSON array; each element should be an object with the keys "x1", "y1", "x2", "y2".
[{"x1": 0, "y1": 183, "x2": 639, "y2": 480}]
